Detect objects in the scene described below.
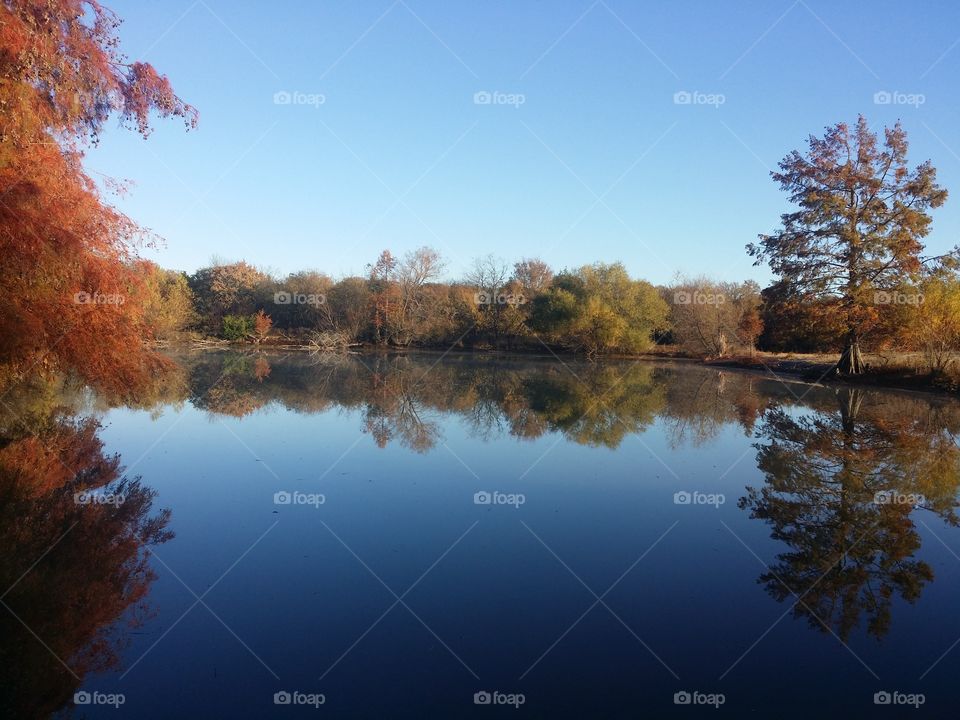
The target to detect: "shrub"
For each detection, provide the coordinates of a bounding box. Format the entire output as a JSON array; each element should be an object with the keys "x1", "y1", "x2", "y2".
[{"x1": 222, "y1": 315, "x2": 254, "y2": 341}]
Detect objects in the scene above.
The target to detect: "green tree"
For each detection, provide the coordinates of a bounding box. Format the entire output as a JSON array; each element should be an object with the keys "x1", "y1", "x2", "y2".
[
  {"x1": 530, "y1": 264, "x2": 668, "y2": 355},
  {"x1": 222, "y1": 314, "x2": 254, "y2": 341}
]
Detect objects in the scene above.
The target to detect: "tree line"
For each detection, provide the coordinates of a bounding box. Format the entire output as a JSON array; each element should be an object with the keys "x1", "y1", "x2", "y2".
[
  {"x1": 136, "y1": 227, "x2": 960, "y2": 379},
  {"x1": 3, "y1": 0, "x2": 960, "y2": 389},
  {"x1": 137, "y1": 253, "x2": 766, "y2": 355}
]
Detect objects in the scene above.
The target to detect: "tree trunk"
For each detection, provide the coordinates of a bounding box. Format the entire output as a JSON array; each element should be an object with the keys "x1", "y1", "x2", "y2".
[
  {"x1": 837, "y1": 335, "x2": 865, "y2": 375},
  {"x1": 717, "y1": 330, "x2": 727, "y2": 358}
]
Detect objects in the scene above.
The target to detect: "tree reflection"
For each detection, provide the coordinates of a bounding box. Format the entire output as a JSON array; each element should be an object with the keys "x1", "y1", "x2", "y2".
[
  {"x1": 661, "y1": 369, "x2": 766, "y2": 447},
  {"x1": 361, "y1": 360, "x2": 441, "y2": 452},
  {"x1": 0, "y1": 379, "x2": 172, "y2": 718},
  {"x1": 4, "y1": 348, "x2": 959, "y2": 718},
  {"x1": 740, "y1": 388, "x2": 960, "y2": 639},
  {"x1": 171, "y1": 352, "x2": 672, "y2": 451}
]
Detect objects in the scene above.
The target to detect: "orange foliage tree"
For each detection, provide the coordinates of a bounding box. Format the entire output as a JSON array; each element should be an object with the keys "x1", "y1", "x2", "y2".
[
  {"x1": 253, "y1": 309, "x2": 273, "y2": 342},
  {"x1": 0, "y1": 0, "x2": 196, "y2": 394}
]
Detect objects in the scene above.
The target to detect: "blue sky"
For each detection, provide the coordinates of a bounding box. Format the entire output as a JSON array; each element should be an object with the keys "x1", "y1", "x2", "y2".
[{"x1": 89, "y1": 0, "x2": 960, "y2": 285}]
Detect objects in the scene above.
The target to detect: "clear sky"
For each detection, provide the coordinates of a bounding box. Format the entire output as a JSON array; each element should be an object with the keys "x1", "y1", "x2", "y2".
[{"x1": 88, "y1": 0, "x2": 960, "y2": 285}]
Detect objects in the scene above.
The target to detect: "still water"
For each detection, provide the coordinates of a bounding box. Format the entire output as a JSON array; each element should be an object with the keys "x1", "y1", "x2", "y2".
[{"x1": 4, "y1": 350, "x2": 960, "y2": 718}]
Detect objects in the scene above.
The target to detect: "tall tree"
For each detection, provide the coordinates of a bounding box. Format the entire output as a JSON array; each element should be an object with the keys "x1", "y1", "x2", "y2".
[
  {"x1": 367, "y1": 250, "x2": 397, "y2": 344},
  {"x1": 748, "y1": 117, "x2": 949, "y2": 373},
  {"x1": 0, "y1": 0, "x2": 196, "y2": 392}
]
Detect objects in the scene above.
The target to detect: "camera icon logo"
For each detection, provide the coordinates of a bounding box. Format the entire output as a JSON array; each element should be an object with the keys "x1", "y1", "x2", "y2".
[
  {"x1": 474, "y1": 491, "x2": 492, "y2": 505},
  {"x1": 674, "y1": 691, "x2": 692, "y2": 705},
  {"x1": 274, "y1": 491, "x2": 292, "y2": 505},
  {"x1": 674, "y1": 491, "x2": 691, "y2": 505},
  {"x1": 274, "y1": 291, "x2": 292, "y2": 304},
  {"x1": 873, "y1": 91, "x2": 892, "y2": 105},
  {"x1": 274, "y1": 691, "x2": 292, "y2": 705},
  {"x1": 673, "y1": 291, "x2": 691, "y2": 305},
  {"x1": 474, "y1": 691, "x2": 492, "y2": 705},
  {"x1": 273, "y1": 91, "x2": 292, "y2": 105},
  {"x1": 473, "y1": 91, "x2": 492, "y2": 105},
  {"x1": 73, "y1": 291, "x2": 91, "y2": 304},
  {"x1": 74, "y1": 691, "x2": 92, "y2": 705},
  {"x1": 874, "y1": 691, "x2": 892, "y2": 705}
]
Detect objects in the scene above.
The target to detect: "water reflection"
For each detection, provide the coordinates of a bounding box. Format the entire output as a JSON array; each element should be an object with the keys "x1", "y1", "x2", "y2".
[
  {"x1": 168, "y1": 350, "x2": 959, "y2": 641},
  {"x1": 172, "y1": 351, "x2": 782, "y2": 452},
  {"x1": 3, "y1": 350, "x2": 960, "y2": 716},
  {"x1": 0, "y1": 379, "x2": 172, "y2": 718},
  {"x1": 741, "y1": 387, "x2": 960, "y2": 639}
]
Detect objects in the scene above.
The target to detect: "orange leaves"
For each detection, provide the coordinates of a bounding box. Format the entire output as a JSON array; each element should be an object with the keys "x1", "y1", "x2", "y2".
[
  {"x1": 253, "y1": 309, "x2": 273, "y2": 340},
  {"x1": 0, "y1": 0, "x2": 195, "y2": 395},
  {"x1": 121, "y1": 62, "x2": 197, "y2": 137},
  {"x1": 1, "y1": 0, "x2": 197, "y2": 148}
]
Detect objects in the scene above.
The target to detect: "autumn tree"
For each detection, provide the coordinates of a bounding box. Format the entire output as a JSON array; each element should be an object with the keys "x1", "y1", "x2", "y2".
[
  {"x1": 188, "y1": 261, "x2": 271, "y2": 334},
  {"x1": 901, "y1": 268, "x2": 960, "y2": 374},
  {"x1": 394, "y1": 246, "x2": 445, "y2": 344},
  {"x1": 253, "y1": 310, "x2": 272, "y2": 342},
  {"x1": 367, "y1": 250, "x2": 398, "y2": 344},
  {"x1": 327, "y1": 277, "x2": 372, "y2": 342},
  {"x1": 465, "y1": 254, "x2": 515, "y2": 342},
  {"x1": 758, "y1": 280, "x2": 846, "y2": 353},
  {"x1": 0, "y1": 0, "x2": 196, "y2": 393},
  {"x1": 271, "y1": 270, "x2": 333, "y2": 330},
  {"x1": 135, "y1": 261, "x2": 195, "y2": 340},
  {"x1": 512, "y1": 257, "x2": 553, "y2": 298},
  {"x1": 749, "y1": 117, "x2": 949, "y2": 374},
  {"x1": 668, "y1": 277, "x2": 763, "y2": 357}
]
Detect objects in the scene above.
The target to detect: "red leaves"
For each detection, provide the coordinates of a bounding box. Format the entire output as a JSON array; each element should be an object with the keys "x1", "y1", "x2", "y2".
[
  {"x1": 0, "y1": 0, "x2": 195, "y2": 394},
  {"x1": 121, "y1": 62, "x2": 197, "y2": 137}
]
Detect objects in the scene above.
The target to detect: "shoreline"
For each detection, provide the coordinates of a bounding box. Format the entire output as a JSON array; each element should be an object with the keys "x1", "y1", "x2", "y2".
[{"x1": 159, "y1": 340, "x2": 959, "y2": 399}]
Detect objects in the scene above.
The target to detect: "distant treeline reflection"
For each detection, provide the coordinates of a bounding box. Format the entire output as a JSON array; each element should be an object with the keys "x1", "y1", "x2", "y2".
[
  {"x1": 164, "y1": 350, "x2": 960, "y2": 643},
  {"x1": 3, "y1": 351, "x2": 960, "y2": 718}
]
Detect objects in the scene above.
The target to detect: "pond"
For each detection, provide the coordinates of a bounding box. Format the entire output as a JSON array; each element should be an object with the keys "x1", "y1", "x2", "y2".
[{"x1": 3, "y1": 351, "x2": 960, "y2": 717}]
